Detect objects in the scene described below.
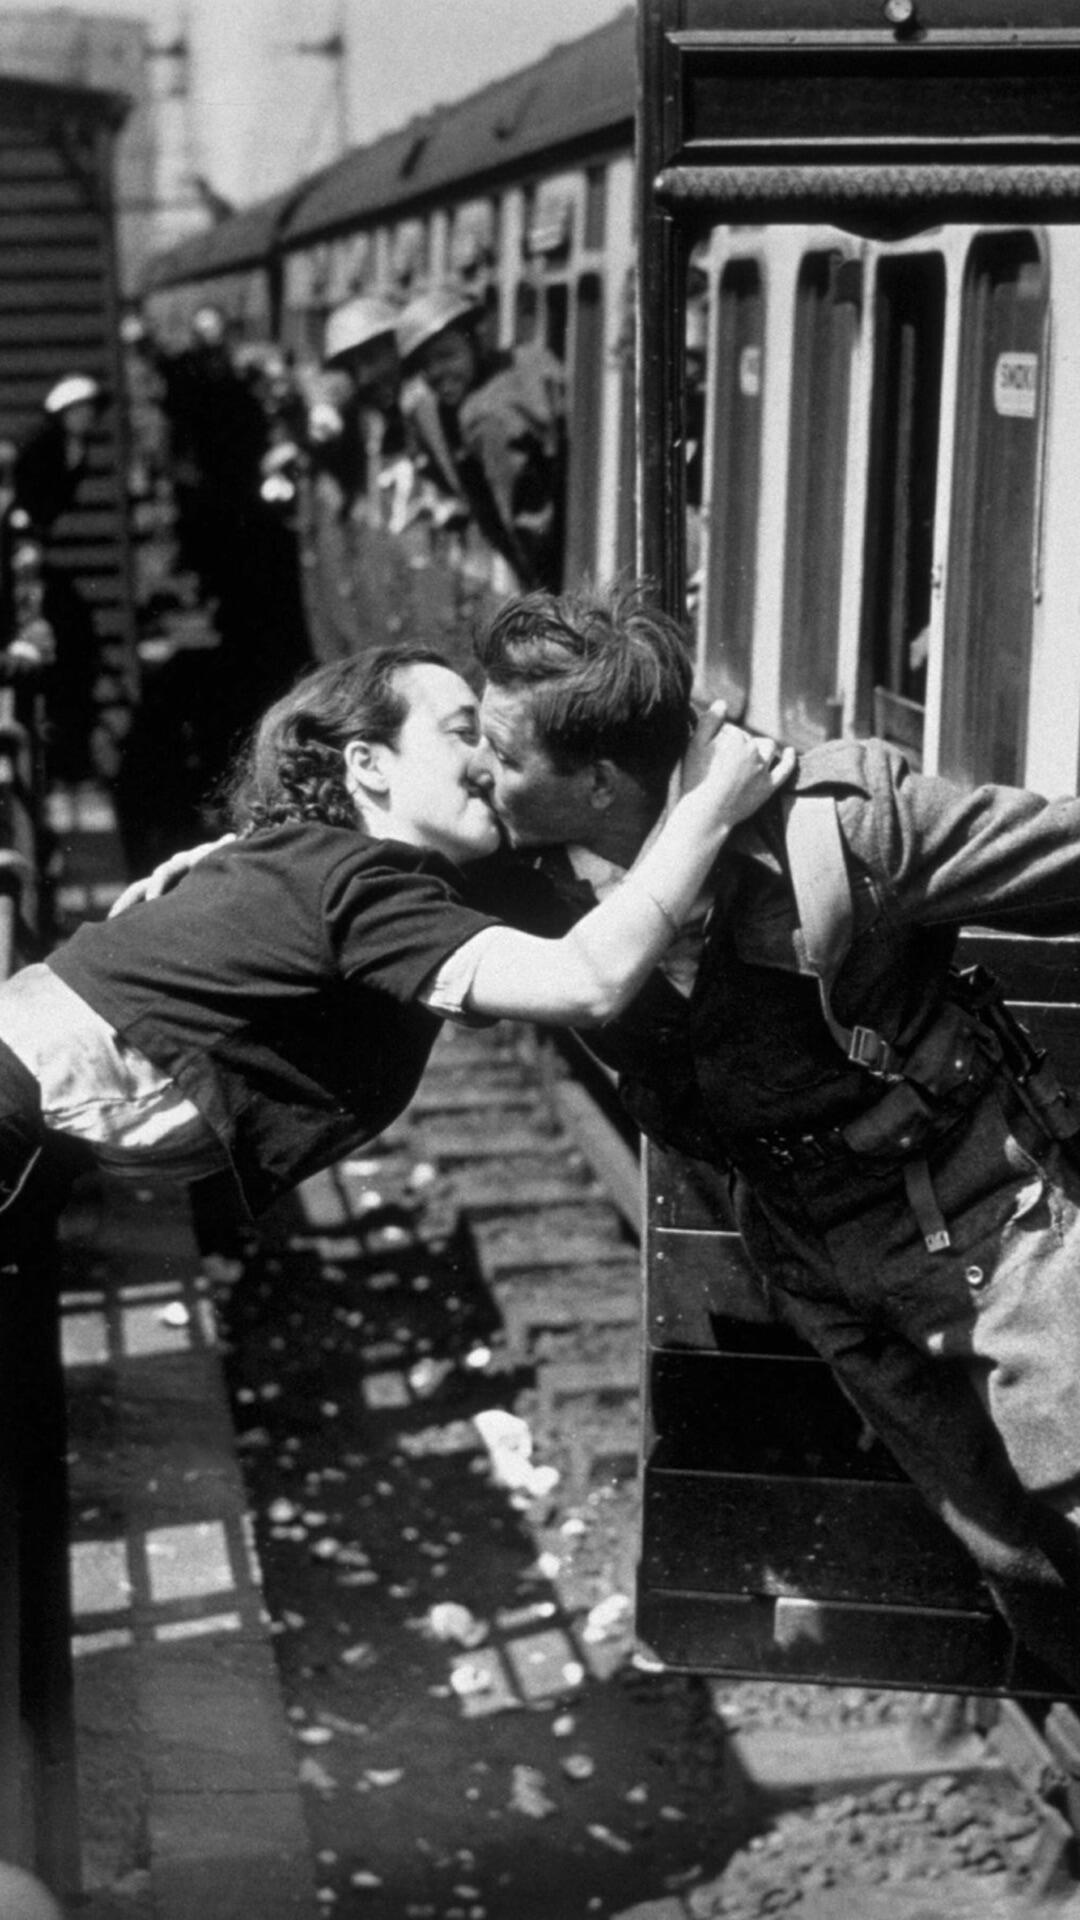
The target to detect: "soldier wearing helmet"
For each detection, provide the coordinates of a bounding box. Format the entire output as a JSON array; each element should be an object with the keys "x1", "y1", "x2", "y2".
[
  {"x1": 305, "y1": 294, "x2": 404, "y2": 521},
  {"x1": 396, "y1": 282, "x2": 567, "y2": 592}
]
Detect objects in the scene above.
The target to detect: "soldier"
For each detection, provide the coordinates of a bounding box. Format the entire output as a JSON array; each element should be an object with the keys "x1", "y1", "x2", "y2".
[
  {"x1": 296, "y1": 293, "x2": 411, "y2": 662},
  {"x1": 465, "y1": 582, "x2": 1080, "y2": 1689},
  {"x1": 397, "y1": 284, "x2": 567, "y2": 591},
  {"x1": 306, "y1": 293, "x2": 405, "y2": 523}
]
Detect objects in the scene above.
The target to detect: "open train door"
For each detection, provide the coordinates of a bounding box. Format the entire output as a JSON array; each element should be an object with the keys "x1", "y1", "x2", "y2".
[{"x1": 636, "y1": 0, "x2": 1080, "y2": 1695}]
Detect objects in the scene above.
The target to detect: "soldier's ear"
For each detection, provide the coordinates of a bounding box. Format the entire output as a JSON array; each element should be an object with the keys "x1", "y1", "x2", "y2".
[{"x1": 588, "y1": 758, "x2": 619, "y2": 813}]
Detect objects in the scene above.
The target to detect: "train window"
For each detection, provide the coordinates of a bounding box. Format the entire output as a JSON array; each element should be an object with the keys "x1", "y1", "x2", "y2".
[
  {"x1": 700, "y1": 257, "x2": 764, "y2": 717},
  {"x1": 514, "y1": 278, "x2": 540, "y2": 347},
  {"x1": 779, "y1": 250, "x2": 860, "y2": 747},
  {"x1": 858, "y1": 253, "x2": 946, "y2": 764},
  {"x1": 527, "y1": 179, "x2": 575, "y2": 260},
  {"x1": 584, "y1": 167, "x2": 607, "y2": 251},
  {"x1": 941, "y1": 233, "x2": 1047, "y2": 786},
  {"x1": 390, "y1": 219, "x2": 427, "y2": 291},
  {"x1": 545, "y1": 283, "x2": 569, "y2": 363},
  {"x1": 563, "y1": 272, "x2": 604, "y2": 586},
  {"x1": 449, "y1": 200, "x2": 495, "y2": 277}
]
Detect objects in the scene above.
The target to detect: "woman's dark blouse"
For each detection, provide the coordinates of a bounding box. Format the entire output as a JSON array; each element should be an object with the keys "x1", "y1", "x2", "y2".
[{"x1": 48, "y1": 823, "x2": 502, "y2": 1216}]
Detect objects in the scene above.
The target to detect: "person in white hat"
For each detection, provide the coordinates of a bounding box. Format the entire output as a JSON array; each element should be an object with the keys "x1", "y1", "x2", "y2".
[
  {"x1": 292, "y1": 292, "x2": 414, "y2": 664},
  {"x1": 11, "y1": 373, "x2": 105, "y2": 779},
  {"x1": 396, "y1": 282, "x2": 567, "y2": 591},
  {"x1": 307, "y1": 293, "x2": 404, "y2": 521}
]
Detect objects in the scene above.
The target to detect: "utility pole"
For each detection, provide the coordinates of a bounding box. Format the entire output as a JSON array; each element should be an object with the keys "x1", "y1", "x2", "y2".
[{"x1": 292, "y1": 1, "x2": 350, "y2": 157}]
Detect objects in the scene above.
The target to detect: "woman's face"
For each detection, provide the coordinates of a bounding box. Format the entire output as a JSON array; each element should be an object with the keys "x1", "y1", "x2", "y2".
[{"x1": 371, "y1": 663, "x2": 500, "y2": 863}]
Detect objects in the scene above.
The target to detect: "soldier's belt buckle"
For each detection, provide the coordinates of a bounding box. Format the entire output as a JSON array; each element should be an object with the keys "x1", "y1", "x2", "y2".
[{"x1": 848, "y1": 1025, "x2": 902, "y2": 1077}]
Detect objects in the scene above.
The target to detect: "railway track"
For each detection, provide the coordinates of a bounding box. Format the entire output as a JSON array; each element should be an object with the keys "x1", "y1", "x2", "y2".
[{"x1": 215, "y1": 1019, "x2": 1080, "y2": 1919}]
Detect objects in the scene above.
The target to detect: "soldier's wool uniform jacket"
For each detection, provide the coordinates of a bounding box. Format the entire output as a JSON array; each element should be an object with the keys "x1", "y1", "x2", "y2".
[{"x1": 629, "y1": 737, "x2": 1080, "y2": 1157}]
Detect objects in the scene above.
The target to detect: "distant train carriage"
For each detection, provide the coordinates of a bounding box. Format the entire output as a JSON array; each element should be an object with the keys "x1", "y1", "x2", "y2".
[
  {"x1": 141, "y1": 10, "x2": 640, "y2": 641},
  {"x1": 140, "y1": 187, "x2": 295, "y2": 349}
]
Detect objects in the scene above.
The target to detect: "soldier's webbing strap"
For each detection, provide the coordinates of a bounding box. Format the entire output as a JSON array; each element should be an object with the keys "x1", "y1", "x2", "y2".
[{"x1": 782, "y1": 794, "x2": 902, "y2": 1079}]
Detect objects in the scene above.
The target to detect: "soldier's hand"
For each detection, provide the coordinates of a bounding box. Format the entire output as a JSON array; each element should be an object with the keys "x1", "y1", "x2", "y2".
[{"x1": 680, "y1": 700, "x2": 795, "y2": 808}]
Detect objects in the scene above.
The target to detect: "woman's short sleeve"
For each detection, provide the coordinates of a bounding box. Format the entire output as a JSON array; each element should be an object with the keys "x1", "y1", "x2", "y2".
[{"x1": 323, "y1": 846, "x2": 504, "y2": 1004}]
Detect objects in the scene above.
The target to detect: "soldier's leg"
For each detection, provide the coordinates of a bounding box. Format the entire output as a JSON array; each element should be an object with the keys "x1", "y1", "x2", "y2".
[{"x1": 734, "y1": 1177, "x2": 1080, "y2": 1689}]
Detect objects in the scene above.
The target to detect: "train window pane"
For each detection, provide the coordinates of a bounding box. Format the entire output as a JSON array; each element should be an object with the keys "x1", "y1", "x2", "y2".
[
  {"x1": 563, "y1": 273, "x2": 604, "y2": 587},
  {"x1": 942, "y1": 233, "x2": 1046, "y2": 787},
  {"x1": 584, "y1": 167, "x2": 606, "y2": 251},
  {"x1": 545, "y1": 282, "x2": 569, "y2": 362},
  {"x1": 701, "y1": 258, "x2": 764, "y2": 716},
  {"x1": 514, "y1": 278, "x2": 540, "y2": 346},
  {"x1": 780, "y1": 251, "x2": 859, "y2": 747},
  {"x1": 858, "y1": 253, "x2": 946, "y2": 764}
]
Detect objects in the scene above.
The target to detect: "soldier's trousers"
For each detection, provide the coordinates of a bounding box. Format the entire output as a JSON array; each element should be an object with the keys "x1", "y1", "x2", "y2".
[{"x1": 733, "y1": 1080, "x2": 1080, "y2": 1690}]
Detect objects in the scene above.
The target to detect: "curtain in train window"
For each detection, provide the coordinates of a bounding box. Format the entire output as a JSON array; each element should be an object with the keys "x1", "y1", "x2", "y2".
[
  {"x1": 780, "y1": 250, "x2": 860, "y2": 746},
  {"x1": 562, "y1": 272, "x2": 604, "y2": 587},
  {"x1": 701, "y1": 258, "x2": 764, "y2": 716},
  {"x1": 858, "y1": 253, "x2": 945, "y2": 764},
  {"x1": 942, "y1": 233, "x2": 1046, "y2": 786}
]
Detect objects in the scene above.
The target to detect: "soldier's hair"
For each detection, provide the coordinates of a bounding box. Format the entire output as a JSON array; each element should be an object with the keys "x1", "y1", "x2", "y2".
[
  {"x1": 475, "y1": 581, "x2": 694, "y2": 798},
  {"x1": 224, "y1": 647, "x2": 454, "y2": 832}
]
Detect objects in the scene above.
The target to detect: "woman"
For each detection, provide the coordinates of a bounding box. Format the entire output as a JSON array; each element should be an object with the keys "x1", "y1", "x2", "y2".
[{"x1": 0, "y1": 647, "x2": 791, "y2": 1235}]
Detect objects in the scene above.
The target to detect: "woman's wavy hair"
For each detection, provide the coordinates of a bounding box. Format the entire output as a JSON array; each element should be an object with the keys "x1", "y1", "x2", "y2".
[{"x1": 223, "y1": 647, "x2": 455, "y2": 832}]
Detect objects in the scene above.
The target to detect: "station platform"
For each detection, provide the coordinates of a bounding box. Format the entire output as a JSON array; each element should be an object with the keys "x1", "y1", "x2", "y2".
[
  {"x1": 62, "y1": 1171, "x2": 317, "y2": 1919},
  {"x1": 46, "y1": 785, "x2": 319, "y2": 1918}
]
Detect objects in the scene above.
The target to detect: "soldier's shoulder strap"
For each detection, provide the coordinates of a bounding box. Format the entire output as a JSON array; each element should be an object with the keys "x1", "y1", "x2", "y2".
[{"x1": 781, "y1": 791, "x2": 902, "y2": 1078}]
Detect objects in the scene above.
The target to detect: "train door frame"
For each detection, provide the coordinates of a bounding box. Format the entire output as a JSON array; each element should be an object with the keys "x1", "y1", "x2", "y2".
[{"x1": 637, "y1": 0, "x2": 1080, "y2": 1694}]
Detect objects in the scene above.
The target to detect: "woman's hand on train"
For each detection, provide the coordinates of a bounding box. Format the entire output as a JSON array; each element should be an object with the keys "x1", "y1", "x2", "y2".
[
  {"x1": 680, "y1": 700, "x2": 796, "y2": 817},
  {"x1": 108, "y1": 834, "x2": 238, "y2": 917}
]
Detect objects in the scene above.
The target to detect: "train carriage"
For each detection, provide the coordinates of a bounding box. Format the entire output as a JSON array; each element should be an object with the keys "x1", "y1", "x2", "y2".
[{"x1": 637, "y1": 0, "x2": 1080, "y2": 1697}]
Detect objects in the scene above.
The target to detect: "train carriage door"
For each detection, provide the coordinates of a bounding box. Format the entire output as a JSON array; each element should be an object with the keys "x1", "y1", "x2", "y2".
[
  {"x1": 780, "y1": 250, "x2": 861, "y2": 746},
  {"x1": 858, "y1": 253, "x2": 946, "y2": 763},
  {"x1": 699, "y1": 257, "x2": 764, "y2": 716},
  {"x1": 941, "y1": 234, "x2": 1047, "y2": 786}
]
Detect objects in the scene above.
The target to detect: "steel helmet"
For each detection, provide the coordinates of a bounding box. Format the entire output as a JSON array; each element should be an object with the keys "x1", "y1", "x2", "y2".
[
  {"x1": 43, "y1": 373, "x2": 102, "y2": 415},
  {"x1": 324, "y1": 295, "x2": 399, "y2": 367},
  {"x1": 396, "y1": 284, "x2": 481, "y2": 368}
]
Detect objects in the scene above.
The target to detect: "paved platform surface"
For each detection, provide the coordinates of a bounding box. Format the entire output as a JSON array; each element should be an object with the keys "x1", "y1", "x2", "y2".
[
  {"x1": 46, "y1": 783, "x2": 318, "y2": 1918},
  {"x1": 61, "y1": 1170, "x2": 318, "y2": 1919}
]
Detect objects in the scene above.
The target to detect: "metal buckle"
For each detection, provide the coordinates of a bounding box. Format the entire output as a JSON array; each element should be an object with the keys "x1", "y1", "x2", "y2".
[{"x1": 848, "y1": 1025, "x2": 902, "y2": 1078}]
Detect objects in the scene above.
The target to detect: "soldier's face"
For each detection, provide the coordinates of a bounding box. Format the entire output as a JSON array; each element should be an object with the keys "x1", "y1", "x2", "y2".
[
  {"x1": 471, "y1": 684, "x2": 598, "y2": 851},
  {"x1": 352, "y1": 337, "x2": 399, "y2": 411},
  {"x1": 421, "y1": 327, "x2": 477, "y2": 409}
]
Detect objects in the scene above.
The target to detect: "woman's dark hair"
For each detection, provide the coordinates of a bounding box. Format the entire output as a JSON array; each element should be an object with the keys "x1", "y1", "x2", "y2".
[{"x1": 223, "y1": 647, "x2": 454, "y2": 832}]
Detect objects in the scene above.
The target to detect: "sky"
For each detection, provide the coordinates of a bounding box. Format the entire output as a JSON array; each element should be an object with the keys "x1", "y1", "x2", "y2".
[{"x1": 0, "y1": 0, "x2": 631, "y2": 205}]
